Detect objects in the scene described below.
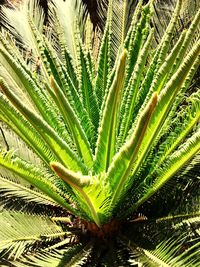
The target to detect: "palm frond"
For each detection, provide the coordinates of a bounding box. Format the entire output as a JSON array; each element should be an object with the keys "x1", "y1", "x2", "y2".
[
  {"x1": 0, "y1": 150, "x2": 79, "y2": 214},
  {"x1": 14, "y1": 243, "x2": 93, "y2": 267},
  {"x1": 0, "y1": 96, "x2": 56, "y2": 165},
  {"x1": 94, "y1": 19, "x2": 111, "y2": 108},
  {"x1": 0, "y1": 79, "x2": 86, "y2": 173},
  {"x1": 0, "y1": 121, "x2": 41, "y2": 164},
  {"x1": 0, "y1": 0, "x2": 199, "y2": 265},
  {"x1": 0, "y1": 211, "x2": 70, "y2": 261},
  {"x1": 9, "y1": 249, "x2": 67, "y2": 267},
  {"x1": 118, "y1": 26, "x2": 154, "y2": 146},
  {"x1": 127, "y1": 129, "x2": 200, "y2": 215},
  {"x1": 0, "y1": 175, "x2": 58, "y2": 207},
  {"x1": 48, "y1": 0, "x2": 82, "y2": 64},
  {"x1": 77, "y1": 40, "x2": 99, "y2": 131},
  {"x1": 94, "y1": 50, "x2": 127, "y2": 173},
  {"x1": 109, "y1": 0, "x2": 128, "y2": 62},
  {"x1": 128, "y1": 235, "x2": 200, "y2": 267},
  {"x1": 0, "y1": 0, "x2": 44, "y2": 48},
  {"x1": 107, "y1": 93, "x2": 157, "y2": 209},
  {"x1": 130, "y1": 154, "x2": 200, "y2": 221}
]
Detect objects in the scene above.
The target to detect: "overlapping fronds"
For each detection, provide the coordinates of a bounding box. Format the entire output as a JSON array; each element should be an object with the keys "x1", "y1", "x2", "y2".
[
  {"x1": 123, "y1": 193, "x2": 200, "y2": 266},
  {"x1": 0, "y1": 175, "x2": 58, "y2": 207},
  {"x1": 0, "y1": 211, "x2": 70, "y2": 261},
  {"x1": 0, "y1": 0, "x2": 199, "y2": 265},
  {"x1": 11, "y1": 244, "x2": 93, "y2": 267},
  {"x1": 129, "y1": 234, "x2": 200, "y2": 267},
  {"x1": 0, "y1": 0, "x2": 199, "y2": 228}
]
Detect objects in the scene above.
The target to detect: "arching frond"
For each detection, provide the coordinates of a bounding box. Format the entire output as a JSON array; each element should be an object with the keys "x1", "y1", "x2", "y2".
[
  {"x1": 0, "y1": 0, "x2": 44, "y2": 48},
  {"x1": 13, "y1": 243, "x2": 93, "y2": 267},
  {"x1": 0, "y1": 175, "x2": 58, "y2": 207},
  {"x1": 48, "y1": 0, "x2": 82, "y2": 64},
  {"x1": 0, "y1": 211, "x2": 70, "y2": 261},
  {"x1": 128, "y1": 235, "x2": 200, "y2": 267},
  {"x1": 127, "y1": 130, "x2": 200, "y2": 215},
  {"x1": 0, "y1": 150, "x2": 79, "y2": 215}
]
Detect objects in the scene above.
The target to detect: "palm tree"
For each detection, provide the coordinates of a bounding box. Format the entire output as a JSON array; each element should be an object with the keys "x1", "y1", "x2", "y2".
[{"x1": 0, "y1": 0, "x2": 200, "y2": 266}]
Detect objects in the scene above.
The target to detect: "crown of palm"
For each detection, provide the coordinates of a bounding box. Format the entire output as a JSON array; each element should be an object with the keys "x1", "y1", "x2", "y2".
[{"x1": 0, "y1": 0, "x2": 199, "y2": 265}]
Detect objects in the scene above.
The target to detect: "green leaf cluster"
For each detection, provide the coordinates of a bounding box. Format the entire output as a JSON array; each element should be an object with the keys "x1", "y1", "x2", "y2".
[{"x1": 0, "y1": 0, "x2": 199, "y2": 266}]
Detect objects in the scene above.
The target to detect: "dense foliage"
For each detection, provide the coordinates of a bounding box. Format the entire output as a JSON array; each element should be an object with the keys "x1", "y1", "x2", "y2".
[{"x1": 0, "y1": 0, "x2": 199, "y2": 266}]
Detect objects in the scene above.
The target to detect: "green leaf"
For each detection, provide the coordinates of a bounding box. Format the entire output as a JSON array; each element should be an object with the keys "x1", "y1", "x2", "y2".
[
  {"x1": 170, "y1": 8, "x2": 200, "y2": 74},
  {"x1": 0, "y1": 94, "x2": 55, "y2": 165},
  {"x1": 0, "y1": 211, "x2": 68, "y2": 260},
  {"x1": 156, "y1": 0, "x2": 182, "y2": 68},
  {"x1": 150, "y1": 29, "x2": 187, "y2": 94},
  {"x1": 51, "y1": 162, "x2": 101, "y2": 227},
  {"x1": 0, "y1": 175, "x2": 57, "y2": 207},
  {"x1": 0, "y1": 43, "x2": 73, "y2": 146},
  {"x1": 0, "y1": 79, "x2": 86, "y2": 173},
  {"x1": 50, "y1": 162, "x2": 91, "y2": 188},
  {"x1": 95, "y1": 25, "x2": 111, "y2": 108},
  {"x1": 78, "y1": 42, "x2": 99, "y2": 130},
  {"x1": 129, "y1": 40, "x2": 200, "y2": 185},
  {"x1": 129, "y1": 129, "x2": 200, "y2": 214},
  {"x1": 13, "y1": 243, "x2": 93, "y2": 267},
  {"x1": 94, "y1": 49, "x2": 127, "y2": 173},
  {"x1": 124, "y1": 0, "x2": 143, "y2": 50},
  {"x1": 41, "y1": 40, "x2": 96, "y2": 146},
  {"x1": 124, "y1": 2, "x2": 152, "y2": 88},
  {"x1": 118, "y1": 28, "x2": 154, "y2": 146},
  {"x1": 0, "y1": 152, "x2": 77, "y2": 213},
  {"x1": 129, "y1": 235, "x2": 200, "y2": 267},
  {"x1": 151, "y1": 91, "x2": 200, "y2": 170},
  {"x1": 49, "y1": 77, "x2": 93, "y2": 169},
  {"x1": 107, "y1": 93, "x2": 158, "y2": 207}
]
